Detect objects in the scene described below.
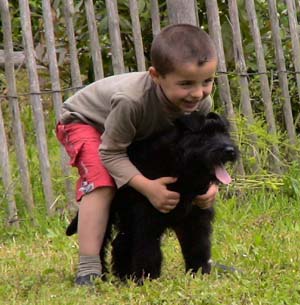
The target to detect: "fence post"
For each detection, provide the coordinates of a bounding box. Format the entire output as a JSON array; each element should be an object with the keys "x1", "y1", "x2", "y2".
[
  {"x1": 150, "y1": 0, "x2": 161, "y2": 37},
  {"x1": 105, "y1": 0, "x2": 125, "y2": 74},
  {"x1": 18, "y1": 0, "x2": 55, "y2": 215},
  {"x1": 0, "y1": 0, "x2": 35, "y2": 219},
  {"x1": 129, "y1": 0, "x2": 146, "y2": 71},
  {"x1": 245, "y1": 0, "x2": 282, "y2": 173},
  {"x1": 62, "y1": 0, "x2": 82, "y2": 89},
  {"x1": 205, "y1": 0, "x2": 245, "y2": 176},
  {"x1": 228, "y1": 0, "x2": 260, "y2": 172},
  {"x1": 84, "y1": 0, "x2": 104, "y2": 80},
  {"x1": 0, "y1": 106, "x2": 18, "y2": 226},
  {"x1": 42, "y1": 0, "x2": 76, "y2": 211},
  {"x1": 268, "y1": 0, "x2": 297, "y2": 148},
  {"x1": 166, "y1": 0, "x2": 197, "y2": 25},
  {"x1": 285, "y1": 0, "x2": 300, "y2": 120}
]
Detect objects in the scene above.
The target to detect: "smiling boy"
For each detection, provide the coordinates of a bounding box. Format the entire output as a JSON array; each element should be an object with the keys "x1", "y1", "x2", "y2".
[{"x1": 56, "y1": 24, "x2": 218, "y2": 285}]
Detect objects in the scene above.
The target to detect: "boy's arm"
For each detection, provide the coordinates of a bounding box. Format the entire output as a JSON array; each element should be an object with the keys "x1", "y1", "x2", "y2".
[
  {"x1": 128, "y1": 175, "x2": 180, "y2": 213},
  {"x1": 100, "y1": 97, "x2": 142, "y2": 188},
  {"x1": 192, "y1": 183, "x2": 219, "y2": 209}
]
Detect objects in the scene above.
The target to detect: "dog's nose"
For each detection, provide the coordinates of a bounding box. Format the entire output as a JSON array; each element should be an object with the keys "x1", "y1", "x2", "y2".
[{"x1": 224, "y1": 146, "x2": 237, "y2": 160}]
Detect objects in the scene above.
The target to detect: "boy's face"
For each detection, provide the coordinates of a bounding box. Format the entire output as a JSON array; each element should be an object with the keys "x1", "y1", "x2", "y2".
[{"x1": 150, "y1": 59, "x2": 217, "y2": 113}]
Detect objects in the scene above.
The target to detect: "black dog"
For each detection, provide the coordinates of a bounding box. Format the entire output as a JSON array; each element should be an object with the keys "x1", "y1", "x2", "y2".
[{"x1": 66, "y1": 112, "x2": 238, "y2": 283}]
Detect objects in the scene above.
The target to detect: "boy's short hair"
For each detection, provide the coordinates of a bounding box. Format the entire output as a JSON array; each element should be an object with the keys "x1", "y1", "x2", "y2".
[{"x1": 151, "y1": 24, "x2": 217, "y2": 76}]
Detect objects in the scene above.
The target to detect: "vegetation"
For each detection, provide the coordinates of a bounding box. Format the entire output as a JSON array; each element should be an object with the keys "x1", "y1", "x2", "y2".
[{"x1": 1, "y1": 182, "x2": 300, "y2": 304}]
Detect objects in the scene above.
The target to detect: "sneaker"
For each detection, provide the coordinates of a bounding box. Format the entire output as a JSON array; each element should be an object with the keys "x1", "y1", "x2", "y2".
[{"x1": 75, "y1": 273, "x2": 102, "y2": 286}]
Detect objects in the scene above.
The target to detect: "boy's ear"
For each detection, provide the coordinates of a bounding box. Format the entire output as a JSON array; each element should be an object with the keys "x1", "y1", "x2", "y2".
[{"x1": 148, "y1": 66, "x2": 160, "y2": 84}]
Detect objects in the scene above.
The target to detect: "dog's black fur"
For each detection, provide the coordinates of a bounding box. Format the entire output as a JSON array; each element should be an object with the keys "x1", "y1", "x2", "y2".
[{"x1": 66, "y1": 112, "x2": 238, "y2": 283}]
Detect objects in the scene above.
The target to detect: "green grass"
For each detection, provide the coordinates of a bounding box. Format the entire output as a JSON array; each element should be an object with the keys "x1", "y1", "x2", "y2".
[{"x1": 1, "y1": 188, "x2": 300, "y2": 305}]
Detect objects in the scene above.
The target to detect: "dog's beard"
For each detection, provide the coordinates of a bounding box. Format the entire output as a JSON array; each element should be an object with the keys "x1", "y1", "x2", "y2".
[{"x1": 181, "y1": 142, "x2": 237, "y2": 187}]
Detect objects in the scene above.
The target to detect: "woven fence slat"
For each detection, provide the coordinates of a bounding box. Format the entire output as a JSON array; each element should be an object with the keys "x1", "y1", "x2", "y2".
[
  {"x1": 0, "y1": 105, "x2": 18, "y2": 226},
  {"x1": 194, "y1": 0, "x2": 200, "y2": 27},
  {"x1": 228, "y1": 0, "x2": 255, "y2": 123},
  {"x1": 150, "y1": 0, "x2": 161, "y2": 37},
  {"x1": 0, "y1": 0, "x2": 19, "y2": 226},
  {"x1": 166, "y1": 0, "x2": 197, "y2": 25},
  {"x1": 204, "y1": 1, "x2": 236, "y2": 120},
  {"x1": 0, "y1": 0, "x2": 35, "y2": 217},
  {"x1": 268, "y1": 0, "x2": 297, "y2": 147},
  {"x1": 42, "y1": 0, "x2": 75, "y2": 211},
  {"x1": 205, "y1": 0, "x2": 245, "y2": 175},
  {"x1": 105, "y1": 0, "x2": 125, "y2": 74},
  {"x1": 129, "y1": 0, "x2": 146, "y2": 71},
  {"x1": 62, "y1": 0, "x2": 82, "y2": 88},
  {"x1": 18, "y1": 0, "x2": 55, "y2": 215},
  {"x1": 42, "y1": 0, "x2": 62, "y2": 118},
  {"x1": 245, "y1": 0, "x2": 282, "y2": 173},
  {"x1": 84, "y1": 0, "x2": 104, "y2": 80},
  {"x1": 285, "y1": 0, "x2": 300, "y2": 116},
  {"x1": 228, "y1": 0, "x2": 260, "y2": 171}
]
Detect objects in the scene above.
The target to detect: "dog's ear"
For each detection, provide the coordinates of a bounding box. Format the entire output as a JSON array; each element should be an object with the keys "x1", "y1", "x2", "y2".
[
  {"x1": 206, "y1": 112, "x2": 230, "y2": 130},
  {"x1": 175, "y1": 112, "x2": 206, "y2": 132},
  {"x1": 206, "y1": 112, "x2": 221, "y2": 121}
]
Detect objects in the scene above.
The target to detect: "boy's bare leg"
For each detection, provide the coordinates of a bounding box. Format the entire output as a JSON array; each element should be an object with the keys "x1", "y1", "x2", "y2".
[{"x1": 76, "y1": 186, "x2": 115, "y2": 284}]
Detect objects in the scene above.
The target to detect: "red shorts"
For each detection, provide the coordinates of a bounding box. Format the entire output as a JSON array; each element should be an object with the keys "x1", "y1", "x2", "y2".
[{"x1": 56, "y1": 122, "x2": 115, "y2": 202}]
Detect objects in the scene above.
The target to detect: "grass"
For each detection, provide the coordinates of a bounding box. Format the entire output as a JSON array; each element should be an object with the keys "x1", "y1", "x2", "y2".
[{"x1": 1, "y1": 187, "x2": 300, "y2": 305}]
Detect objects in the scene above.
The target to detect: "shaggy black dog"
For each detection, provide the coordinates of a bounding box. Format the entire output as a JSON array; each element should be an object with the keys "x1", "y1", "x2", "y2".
[{"x1": 66, "y1": 112, "x2": 238, "y2": 283}]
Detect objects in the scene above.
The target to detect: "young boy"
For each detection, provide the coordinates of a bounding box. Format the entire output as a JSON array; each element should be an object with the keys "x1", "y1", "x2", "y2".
[{"x1": 56, "y1": 24, "x2": 219, "y2": 286}]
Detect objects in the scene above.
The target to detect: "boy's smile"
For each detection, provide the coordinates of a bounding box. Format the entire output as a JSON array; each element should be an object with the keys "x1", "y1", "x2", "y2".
[{"x1": 149, "y1": 59, "x2": 217, "y2": 113}]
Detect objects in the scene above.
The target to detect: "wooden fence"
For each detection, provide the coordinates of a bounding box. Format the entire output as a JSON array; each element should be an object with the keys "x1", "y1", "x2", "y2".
[{"x1": 0, "y1": 0, "x2": 299, "y2": 226}]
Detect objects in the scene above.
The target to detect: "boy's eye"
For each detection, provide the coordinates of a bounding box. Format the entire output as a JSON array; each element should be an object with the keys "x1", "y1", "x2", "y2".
[
  {"x1": 203, "y1": 78, "x2": 214, "y2": 85},
  {"x1": 178, "y1": 81, "x2": 193, "y2": 87},
  {"x1": 178, "y1": 78, "x2": 214, "y2": 88}
]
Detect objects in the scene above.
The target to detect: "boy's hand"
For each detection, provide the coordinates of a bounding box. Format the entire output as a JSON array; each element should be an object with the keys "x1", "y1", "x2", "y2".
[
  {"x1": 144, "y1": 177, "x2": 180, "y2": 213},
  {"x1": 192, "y1": 183, "x2": 219, "y2": 209},
  {"x1": 129, "y1": 175, "x2": 180, "y2": 213}
]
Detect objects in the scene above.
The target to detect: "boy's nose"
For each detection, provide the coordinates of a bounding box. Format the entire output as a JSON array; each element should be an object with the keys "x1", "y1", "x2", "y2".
[{"x1": 190, "y1": 86, "x2": 203, "y2": 100}]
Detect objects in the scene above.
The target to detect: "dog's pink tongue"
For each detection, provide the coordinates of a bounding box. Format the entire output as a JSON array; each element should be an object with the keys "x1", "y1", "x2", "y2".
[{"x1": 215, "y1": 165, "x2": 232, "y2": 185}]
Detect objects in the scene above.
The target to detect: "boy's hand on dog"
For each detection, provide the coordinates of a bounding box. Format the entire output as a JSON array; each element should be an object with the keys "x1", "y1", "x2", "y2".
[
  {"x1": 145, "y1": 177, "x2": 180, "y2": 213},
  {"x1": 192, "y1": 183, "x2": 219, "y2": 209},
  {"x1": 129, "y1": 175, "x2": 180, "y2": 213}
]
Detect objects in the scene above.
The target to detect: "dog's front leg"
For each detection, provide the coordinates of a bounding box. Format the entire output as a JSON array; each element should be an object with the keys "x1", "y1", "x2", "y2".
[
  {"x1": 111, "y1": 231, "x2": 133, "y2": 280},
  {"x1": 130, "y1": 223, "x2": 164, "y2": 284},
  {"x1": 173, "y1": 207, "x2": 214, "y2": 275}
]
